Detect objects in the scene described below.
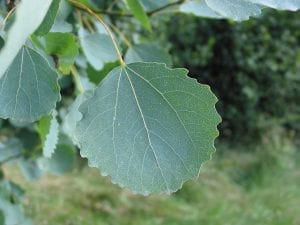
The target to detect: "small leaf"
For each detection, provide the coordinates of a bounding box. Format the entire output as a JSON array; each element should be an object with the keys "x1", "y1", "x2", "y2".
[
  {"x1": 42, "y1": 111, "x2": 59, "y2": 158},
  {"x1": 63, "y1": 91, "x2": 93, "y2": 145},
  {"x1": 75, "y1": 62, "x2": 220, "y2": 194},
  {"x1": 44, "y1": 32, "x2": 79, "y2": 74},
  {"x1": 35, "y1": 0, "x2": 60, "y2": 36},
  {"x1": 125, "y1": 43, "x2": 172, "y2": 66},
  {"x1": 0, "y1": 46, "x2": 60, "y2": 122},
  {"x1": 0, "y1": 0, "x2": 53, "y2": 78},
  {"x1": 36, "y1": 110, "x2": 59, "y2": 158},
  {"x1": 79, "y1": 28, "x2": 118, "y2": 71},
  {"x1": 35, "y1": 116, "x2": 52, "y2": 144},
  {"x1": 126, "y1": 0, "x2": 151, "y2": 31}
]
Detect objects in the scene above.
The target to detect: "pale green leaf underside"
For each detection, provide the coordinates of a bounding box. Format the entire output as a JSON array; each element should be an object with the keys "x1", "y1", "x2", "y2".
[
  {"x1": 75, "y1": 62, "x2": 220, "y2": 194},
  {"x1": 180, "y1": 1, "x2": 224, "y2": 19},
  {"x1": 63, "y1": 91, "x2": 93, "y2": 146},
  {"x1": 0, "y1": 47, "x2": 60, "y2": 122},
  {"x1": 205, "y1": 0, "x2": 262, "y2": 21},
  {"x1": 125, "y1": 43, "x2": 172, "y2": 66},
  {"x1": 0, "y1": 0, "x2": 53, "y2": 78},
  {"x1": 38, "y1": 144, "x2": 76, "y2": 175},
  {"x1": 140, "y1": 0, "x2": 169, "y2": 11},
  {"x1": 0, "y1": 199, "x2": 32, "y2": 225},
  {"x1": 43, "y1": 110, "x2": 59, "y2": 158},
  {"x1": 249, "y1": 0, "x2": 300, "y2": 10},
  {"x1": 18, "y1": 158, "x2": 43, "y2": 181},
  {"x1": 180, "y1": 0, "x2": 300, "y2": 21},
  {"x1": 79, "y1": 29, "x2": 118, "y2": 71}
]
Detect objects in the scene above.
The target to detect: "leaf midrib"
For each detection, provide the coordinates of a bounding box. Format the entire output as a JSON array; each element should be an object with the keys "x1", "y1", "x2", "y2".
[{"x1": 123, "y1": 67, "x2": 170, "y2": 192}]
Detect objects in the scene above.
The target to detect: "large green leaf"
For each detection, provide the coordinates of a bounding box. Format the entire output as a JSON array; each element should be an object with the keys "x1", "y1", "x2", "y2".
[
  {"x1": 126, "y1": 0, "x2": 151, "y2": 30},
  {"x1": 0, "y1": 0, "x2": 53, "y2": 78},
  {"x1": 248, "y1": 0, "x2": 300, "y2": 10},
  {"x1": 75, "y1": 62, "x2": 220, "y2": 194},
  {"x1": 35, "y1": 0, "x2": 60, "y2": 36},
  {"x1": 0, "y1": 46, "x2": 60, "y2": 122},
  {"x1": 125, "y1": 43, "x2": 172, "y2": 66}
]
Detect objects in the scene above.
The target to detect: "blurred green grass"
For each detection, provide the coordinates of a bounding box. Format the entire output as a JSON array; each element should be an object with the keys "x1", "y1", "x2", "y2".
[{"x1": 5, "y1": 132, "x2": 300, "y2": 225}]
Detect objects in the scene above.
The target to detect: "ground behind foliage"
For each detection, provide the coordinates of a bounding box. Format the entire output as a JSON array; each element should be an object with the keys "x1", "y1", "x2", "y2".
[{"x1": 5, "y1": 133, "x2": 300, "y2": 225}]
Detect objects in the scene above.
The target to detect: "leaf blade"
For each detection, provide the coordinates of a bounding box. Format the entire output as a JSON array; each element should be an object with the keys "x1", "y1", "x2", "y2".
[
  {"x1": 126, "y1": 0, "x2": 151, "y2": 31},
  {"x1": 205, "y1": 0, "x2": 262, "y2": 21},
  {"x1": 75, "y1": 62, "x2": 220, "y2": 194},
  {"x1": 249, "y1": 0, "x2": 300, "y2": 10},
  {"x1": 0, "y1": 47, "x2": 60, "y2": 122},
  {"x1": 35, "y1": 0, "x2": 60, "y2": 36}
]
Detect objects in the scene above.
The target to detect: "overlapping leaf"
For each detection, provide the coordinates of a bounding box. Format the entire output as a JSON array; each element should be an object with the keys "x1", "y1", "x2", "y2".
[
  {"x1": 0, "y1": 199, "x2": 32, "y2": 225},
  {"x1": 180, "y1": 1, "x2": 224, "y2": 19},
  {"x1": 36, "y1": 110, "x2": 59, "y2": 158},
  {"x1": 18, "y1": 158, "x2": 43, "y2": 181},
  {"x1": 0, "y1": 37, "x2": 4, "y2": 50},
  {"x1": 38, "y1": 141, "x2": 76, "y2": 175},
  {"x1": 0, "y1": 0, "x2": 53, "y2": 78},
  {"x1": 140, "y1": 0, "x2": 169, "y2": 11},
  {"x1": 0, "y1": 46, "x2": 60, "y2": 122},
  {"x1": 35, "y1": 0, "x2": 60, "y2": 36},
  {"x1": 180, "y1": 0, "x2": 300, "y2": 21},
  {"x1": 75, "y1": 62, "x2": 221, "y2": 194},
  {"x1": 79, "y1": 28, "x2": 118, "y2": 71},
  {"x1": 249, "y1": 0, "x2": 300, "y2": 10},
  {"x1": 126, "y1": 0, "x2": 151, "y2": 30},
  {"x1": 125, "y1": 43, "x2": 172, "y2": 66},
  {"x1": 0, "y1": 139, "x2": 23, "y2": 163}
]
